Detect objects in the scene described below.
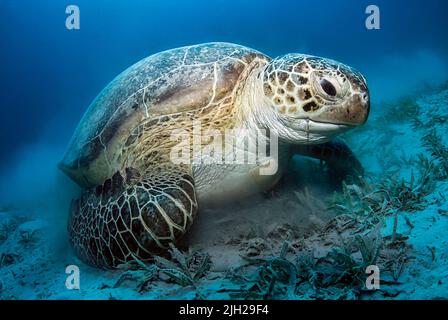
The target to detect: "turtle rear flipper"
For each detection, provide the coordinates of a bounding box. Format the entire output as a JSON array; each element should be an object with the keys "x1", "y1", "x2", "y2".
[
  {"x1": 291, "y1": 139, "x2": 364, "y2": 182},
  {"x1": 68, "y1": 167, "x2": 197, "y2": 269}
]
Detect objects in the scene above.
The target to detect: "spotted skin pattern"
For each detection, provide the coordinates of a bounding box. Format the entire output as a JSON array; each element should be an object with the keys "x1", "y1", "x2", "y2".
[
  {"x1": 60, "y1": 43, "x2": 369, "y2": 269},
  {"x1": 262, "y1": 54, "x2": 369, "y2": 123}
]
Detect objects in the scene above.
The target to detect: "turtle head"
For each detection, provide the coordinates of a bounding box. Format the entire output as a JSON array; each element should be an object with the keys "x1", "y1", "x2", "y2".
[{"x1": 258, "y1": 54, "x2": 370, "y2": 144}]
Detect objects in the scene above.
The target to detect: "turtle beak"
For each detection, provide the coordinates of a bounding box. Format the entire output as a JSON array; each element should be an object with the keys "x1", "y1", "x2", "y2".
[{"x1": 310, "y1": 85, "x2": 370, "y2": 127}]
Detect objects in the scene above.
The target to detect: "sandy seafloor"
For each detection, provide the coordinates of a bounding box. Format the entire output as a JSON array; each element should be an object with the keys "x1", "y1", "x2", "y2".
[{"x1": 1, "y1": 87, "x2": 448, "y2": 300}]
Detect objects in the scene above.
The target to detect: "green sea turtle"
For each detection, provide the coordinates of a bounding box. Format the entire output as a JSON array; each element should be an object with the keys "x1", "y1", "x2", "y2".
[{"x1": 59, "y1": 43, "x2": 369, "y2": 268}]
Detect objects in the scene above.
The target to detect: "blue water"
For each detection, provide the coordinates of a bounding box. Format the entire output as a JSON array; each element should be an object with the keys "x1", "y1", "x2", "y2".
[
  {"x1": 0, "y1": 0, "x2": 448, "y2": 300},
  {"x1": 1, "y1": 0, "x2": 447, "y2": 173}
]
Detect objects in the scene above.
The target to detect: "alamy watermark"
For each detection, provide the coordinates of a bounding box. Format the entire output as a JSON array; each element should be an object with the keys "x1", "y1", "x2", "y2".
[
  {"x1": 65, "y1": 5, "x2": 80, "y2": 30},
  {"x1": 366, "y1": 265, "x2": 381, "y2": 290},
  {"x1": 169, "y1": 121, "x2": 279, "y2": 176},
  {"x1": 365, "y1": 5, "x2": 380, "y2": 30},
  {"x1": 65, "y1": 264, "x2": 80, "y2": 290}
]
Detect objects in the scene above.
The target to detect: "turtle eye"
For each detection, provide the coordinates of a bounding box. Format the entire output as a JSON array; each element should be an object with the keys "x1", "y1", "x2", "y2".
[{"x1": 319, "y1": 79, "x2": 337, "y2": 97}]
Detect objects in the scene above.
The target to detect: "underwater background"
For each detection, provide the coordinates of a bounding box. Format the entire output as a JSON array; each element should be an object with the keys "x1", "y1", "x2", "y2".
[{"x1": 1, "y1": 0, "x2": 448, "y2": 299}]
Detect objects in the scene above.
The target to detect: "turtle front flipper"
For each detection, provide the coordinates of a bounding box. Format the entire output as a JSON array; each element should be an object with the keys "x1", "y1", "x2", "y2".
[
  {"x1": 68, "y1": 167, "x2": 197, "y2": 269},
  {"x1": 291, "y1": 139, "x2": 364, "y2": 181}
]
